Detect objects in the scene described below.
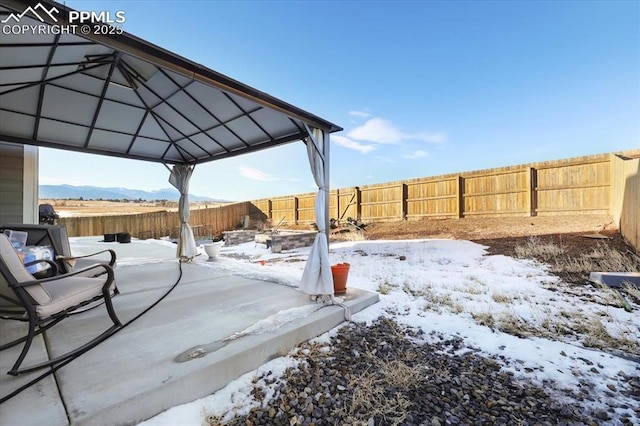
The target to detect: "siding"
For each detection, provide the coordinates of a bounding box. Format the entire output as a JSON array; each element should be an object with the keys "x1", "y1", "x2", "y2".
[{"x1": 0, "y1": 142, "x2": 25, "y2": 224}]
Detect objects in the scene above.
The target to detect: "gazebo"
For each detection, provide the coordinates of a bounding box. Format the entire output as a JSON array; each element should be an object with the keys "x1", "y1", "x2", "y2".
[{"x1": 0, "y1": 0, "x2": 342, "y2": 297}]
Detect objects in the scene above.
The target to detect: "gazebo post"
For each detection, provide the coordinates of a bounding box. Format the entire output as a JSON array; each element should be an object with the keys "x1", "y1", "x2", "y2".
[{"x1": 322, "y1": 130, "x2": 331, "y2": 246}]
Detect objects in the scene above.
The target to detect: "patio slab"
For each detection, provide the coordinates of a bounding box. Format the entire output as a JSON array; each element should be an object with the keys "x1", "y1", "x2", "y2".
[{"x1": 0, "y1": 237, "x2": 378, "y2": 425}]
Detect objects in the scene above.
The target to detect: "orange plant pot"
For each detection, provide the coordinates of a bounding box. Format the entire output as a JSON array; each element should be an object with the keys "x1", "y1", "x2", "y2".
[{"x1": 331, "y1": 262, "x2": 351, "y2": 295}]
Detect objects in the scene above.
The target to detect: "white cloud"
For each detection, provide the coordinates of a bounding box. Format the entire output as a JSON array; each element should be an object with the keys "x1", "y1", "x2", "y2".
[
  {"x1": 239, "y1": 166, "x2": 276, "y2": 181},
  {"x1": 239, "y1": 166, "x2": 299, "y2": 182},
  {"x1": 348, "y1": 117, "x2": 446, "y2": 145},
  {"x1": 348, "y1": 118, "x2": 404, "y2": 144},
  {"x1": 349, "y1": 110, "x2": 371, "y2": 118},
  {"x1": 401, "y1": 150, "x2": 429, "y2": 160},
  {"x1": 332, "y1": 135, "x2": 377, "y2": 154}
]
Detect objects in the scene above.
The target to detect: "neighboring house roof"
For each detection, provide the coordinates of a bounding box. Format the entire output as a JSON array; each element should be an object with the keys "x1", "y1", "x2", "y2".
[{"x1": 0, "y1": 0, "x2": 341, "y2": 165}]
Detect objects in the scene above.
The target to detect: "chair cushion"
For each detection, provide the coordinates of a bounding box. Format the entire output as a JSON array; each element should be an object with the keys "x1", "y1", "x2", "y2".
[
  {"x1": 36, "y1": 276, "x2": 116, "y2": 318},
  {"x1": 0, "y1": 275, "x2": 20, "y2": 307},
  {"x1": 0, "y1": 233, "x2": 52, "y2": 305}
]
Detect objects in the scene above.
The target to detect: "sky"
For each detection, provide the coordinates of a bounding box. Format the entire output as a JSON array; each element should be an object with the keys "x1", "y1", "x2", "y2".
[
  {"x1": 38, "y1": 0, "x2": 640, "y2": 201},
  {"x1": 133, "y1": 237, "x2": 638, "y2": 424}
]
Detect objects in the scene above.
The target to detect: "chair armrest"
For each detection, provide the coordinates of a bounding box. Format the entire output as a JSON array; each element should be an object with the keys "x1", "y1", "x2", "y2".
[
  {"x1": 24, "y1": 259, "x2": 59, "y2": 277},
  {"x1": 12, "y1": 262, "x2": 114, "y2": 288},
  {"x1": 57, "y1": 249, "x2": 117, "y2": 267}
]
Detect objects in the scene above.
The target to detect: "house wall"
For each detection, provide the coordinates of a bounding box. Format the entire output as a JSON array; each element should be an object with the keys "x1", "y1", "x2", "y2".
[{"x1": 0, "y1": 142, "x2": 38, "y2": 224}]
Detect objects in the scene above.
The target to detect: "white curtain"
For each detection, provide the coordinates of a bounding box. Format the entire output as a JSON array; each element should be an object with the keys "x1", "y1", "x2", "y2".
[
  {"x1": 169, "y1": 164, "x2": 197, "y2": 260},
  {"x1": 300, "y1": 126, "x2": 333, "y2": 295}
]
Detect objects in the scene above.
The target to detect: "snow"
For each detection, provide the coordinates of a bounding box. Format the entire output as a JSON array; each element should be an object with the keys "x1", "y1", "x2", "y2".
[
  {"x1": 139, "y1": 238, "x2": 639, "y2": 425},
  {"x1": 227, "y1": 304, "x2": 326, "y2": 340}
]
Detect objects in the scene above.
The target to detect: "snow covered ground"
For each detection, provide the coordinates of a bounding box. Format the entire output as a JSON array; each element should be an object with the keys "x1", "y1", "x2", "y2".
[{"x1": 140, "y1": 238, "x2": 639, "y2": 425}]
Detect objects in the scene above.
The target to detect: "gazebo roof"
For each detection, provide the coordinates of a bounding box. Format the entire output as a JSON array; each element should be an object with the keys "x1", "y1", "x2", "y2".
[{"x1": 0, "y1": 0, "x2": 341, "y2": 165}]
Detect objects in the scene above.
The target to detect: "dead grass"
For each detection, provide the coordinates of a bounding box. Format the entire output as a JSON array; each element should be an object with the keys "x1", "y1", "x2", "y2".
[
  {"x1": 335, "y1": 359, "x2": 424, "y2": 426},
  {"x1": 514, "y1": 236, "x2": 566, "y2": 261},
  {"x1": 516, "y1": 238, "x2": 639, "y2": 276},
  {"x1": 471, "y1": 311, "x2": 495, "y2": 329},
  {"x1": 579, "y1": 318, "x2": 639, "y2": 354},
  {"x1": 377, "y1": 280, "x2": 396, "y2": 295},
  {"x1": 623, "y1": 281, "x2": 640, "y2": 300},
  {"x1": 491, "y1": 292, "x2": 513, "y2": 304},
  {"x1": 470, "y1": 304, "x2": 640, "y2": 356},
  {"x1": 330, "y1": 230, "x2": 367, "y2": 242},
  {"x1": 595, "y1": 283, "x2": 629, "y2": 308},
  {"x1": 538, "y1": 315, "x2": 573, "y2": 338},
  {"x1": 496, "y1": 312, "x2": 535, "y2": 338},
  {"x1": 559, "y1": 245, "x2": 639, "y2": 274}
]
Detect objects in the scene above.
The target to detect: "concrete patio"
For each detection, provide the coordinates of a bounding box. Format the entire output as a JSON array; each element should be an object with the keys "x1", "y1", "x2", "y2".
[{"x1": 0, "y1": 237, "x2": 378, "y2": 425}]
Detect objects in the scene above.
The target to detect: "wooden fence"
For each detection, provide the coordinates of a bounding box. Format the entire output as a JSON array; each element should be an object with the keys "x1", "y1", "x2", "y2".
[
  {"x1": 57, "y1": 150, "x2": 638, "y2": 251},
  {"x1": 252, "y1": 150, "x2": 639, "y2": 250},
  {"x1": 611, "y1": 154, "x2": 639, "y2": 252},
  {"x1": 58, "y1": 202, "x2": 251, "y2": 239}
]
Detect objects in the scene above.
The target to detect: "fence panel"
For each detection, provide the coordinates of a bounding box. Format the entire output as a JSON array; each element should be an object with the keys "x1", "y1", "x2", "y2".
[
  {"x1": 328, "y1": 190, "x2": 338, "y2": 221},
  {"x1": 535, "y1": 156, "x2": 610, "y2": 215},
  {"x1": 463, "y1": 168, "x2": 530, "y2": 216},
  {"x1": 405, "y1": 176, "x2": 458, "y2": 219},
  {"x1": 359, "y1": 183, "x2": 403, "y2": 221},
  {"x1": 190, "y1": 202, "x2": 251, "y2": 237},
  {"x1": 58, "y1": 202, "x2": 250, "y2": 238},
  {"x1": 270, "y1": 196, "x2": 296, "y2": 226},
  {"x1": 334, "y1": 187, "x2": 358, "y2": 220},
  {"x1": 296, "y1": 192, "x2": 317, "y2": 224},
  {"x1": 251, "y1": 199, "x2": 271, "y2": 219}
]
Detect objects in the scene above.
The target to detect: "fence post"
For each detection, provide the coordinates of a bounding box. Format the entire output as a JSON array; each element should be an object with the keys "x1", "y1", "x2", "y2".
[
  {"x1": 610, "y1": 153, "x2": 621, "y2": 224},
  {"x1": 293, "y1": 196, "x2": 299, "y2": 225},
  {"x1": 400, "y1": 183, "x2": 407, "y2": 220},
  {"x1": 528, "y1": 167, "x2": 537, "y2": 216},
  {"x1": 355, "y1": 187, "x2": 362, "y2": 221},
  {"x1": 456, "y1": 176, "x2": 464, "y2": 218}
]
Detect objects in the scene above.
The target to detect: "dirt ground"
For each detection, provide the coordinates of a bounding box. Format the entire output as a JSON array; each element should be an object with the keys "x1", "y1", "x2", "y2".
[{"x1": 335, "y1": 213, "x2": 638, "y2": 269}]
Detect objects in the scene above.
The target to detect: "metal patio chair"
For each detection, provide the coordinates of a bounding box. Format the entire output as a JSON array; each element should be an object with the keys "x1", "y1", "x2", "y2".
[
  {"x1": 0, "y1": 233, "x2": 122, "y2": 376},
  {"x1": 0, "y1": 224, "x2": 116, "y2": 276}
]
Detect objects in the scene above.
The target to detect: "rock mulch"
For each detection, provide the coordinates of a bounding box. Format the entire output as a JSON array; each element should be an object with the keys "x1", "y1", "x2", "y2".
[{"x1": 216, "y1": 317, "x2": 638, "y2": 426}]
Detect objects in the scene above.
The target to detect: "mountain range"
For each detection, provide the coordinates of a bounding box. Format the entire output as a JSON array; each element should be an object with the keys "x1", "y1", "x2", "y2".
[{"x1": 39, "y1": 184, "x2": 229, "y2": 202}]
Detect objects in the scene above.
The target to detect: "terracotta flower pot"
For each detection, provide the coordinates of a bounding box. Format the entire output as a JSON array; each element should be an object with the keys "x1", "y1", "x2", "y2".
[{"x1": 331, "y1": 262, "x2": 350, "y2": 295}]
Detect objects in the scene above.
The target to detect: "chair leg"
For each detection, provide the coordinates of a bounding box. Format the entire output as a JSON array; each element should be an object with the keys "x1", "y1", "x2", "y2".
[
  {"x1": 8, "y1": 323, "x2": 121, "y2": 376},
  {"x1": 6, "y1": 300, "x2": 123, "y2": 376},
  {"x1": 103, "y1": 291, "x2": 122, "y2": 328},
  {"x1": 7, "y1": 315, "x2": 40, "y2": 375},
  {"x1": 0, "y1": 316, "x2": 65, "y2": 351}
]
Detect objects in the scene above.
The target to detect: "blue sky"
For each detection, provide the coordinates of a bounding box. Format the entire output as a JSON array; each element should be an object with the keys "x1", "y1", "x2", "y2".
[{"x1": 39, "y1": 0, "x2": 639, "y2": 201}]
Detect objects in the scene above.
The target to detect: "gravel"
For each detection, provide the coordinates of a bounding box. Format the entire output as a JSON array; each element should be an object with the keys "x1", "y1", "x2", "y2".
[{"x1": 215, "y1": 317, "x2": 639, "y2": 426}]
